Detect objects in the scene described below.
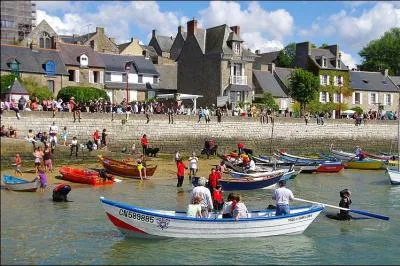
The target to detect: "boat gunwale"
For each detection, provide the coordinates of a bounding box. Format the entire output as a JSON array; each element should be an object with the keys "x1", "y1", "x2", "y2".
[{"x1": 100, "y1": 197, "x2": 324, "y2": 222}]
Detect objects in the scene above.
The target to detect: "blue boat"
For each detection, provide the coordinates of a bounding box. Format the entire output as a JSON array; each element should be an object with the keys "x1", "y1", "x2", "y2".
[
  {"x1": 2, "y1": 175, "x2": 40, "y2": 192},
  {"x1": 219, "y1": 173, "x2": 283, "y2": 191}
]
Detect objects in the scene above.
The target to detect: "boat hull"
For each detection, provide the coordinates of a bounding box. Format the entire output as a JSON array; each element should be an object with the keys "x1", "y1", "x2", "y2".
[
  {"x1": 343, "y1": 160, "x2": 384, "y2": 170},
  {"x1": 387, "y1": 169, "x2": 400, "y2": 185},
  {"x1": 219, "y1": 174, "x2": 282, "y2": 191},
  {"x1": 315, "y1": 163, "x2": 344, "y2": 173},
  {"x1": 2, "y1": 175, "x2": 40, "y2": 192},
  {"x1": 59, "y1": 167, "x2": 114, "y2": 185},
  {"x1": 100, "y1": 197, "x2": 324, "y2": 239},
  {"x1": 98, "y1": 156, "x2": 157, "y2": 179}
]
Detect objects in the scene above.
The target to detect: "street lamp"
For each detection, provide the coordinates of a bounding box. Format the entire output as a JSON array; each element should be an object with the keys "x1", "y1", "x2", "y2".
[{"x1": 125, "y1": 62, "x2": 131, "y2": 103}]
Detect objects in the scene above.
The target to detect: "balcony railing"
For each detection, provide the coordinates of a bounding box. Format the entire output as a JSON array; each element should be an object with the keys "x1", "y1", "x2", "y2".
[{"x1": 230, "y1": 75, "x2": 247, "y2": 85}]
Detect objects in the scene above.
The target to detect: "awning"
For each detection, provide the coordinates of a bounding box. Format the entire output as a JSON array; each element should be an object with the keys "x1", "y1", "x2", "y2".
[{"x1": 226, "y1": 84, "x2": 253, "y2": 92}]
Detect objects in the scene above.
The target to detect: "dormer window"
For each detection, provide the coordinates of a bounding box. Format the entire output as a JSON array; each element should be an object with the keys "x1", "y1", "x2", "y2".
[
  {"x1": 44, "y1": 60, "x2": 56, "y2": 76},
  {"x1": 79, "y1": 54, "x2": 88, "y2": 67},
  {"x1": 8, "y1": 59, "x2": 20, "y2": 77},
  {"x1": 322, "y1": 57, "x2": 327, "y2": 68},
  {"x1": 337, "y1": 59, "x2": 341, "y2": 69},
  {"x1": 233, "y1": 42, "x2": 240, "y2": 54}
]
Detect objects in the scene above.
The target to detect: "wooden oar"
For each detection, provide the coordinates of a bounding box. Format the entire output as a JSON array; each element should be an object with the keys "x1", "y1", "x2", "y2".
[{"x1": 293, "y1": 197, "x2": 389, "y2": 221}]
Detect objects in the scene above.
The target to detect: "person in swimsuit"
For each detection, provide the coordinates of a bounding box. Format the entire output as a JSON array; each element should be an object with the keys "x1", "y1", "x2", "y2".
[{"x1": 136, "y1": 155, "x2": 147, "y2": 180}]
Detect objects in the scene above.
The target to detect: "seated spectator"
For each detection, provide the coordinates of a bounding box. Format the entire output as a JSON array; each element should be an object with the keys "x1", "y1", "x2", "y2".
[
  {"x1": 232, "y1": 194, "x2": 248, "y2": 221},
  {"x1": 0, "y1": 125, "x2": 9, "y2": 137},
  {"x1": 187, "y1": 196, "x2": 203, "y2": 218},
  {"x1": 222, "y1": 193, "x2": 235, "y2": 218},
  {"x1": 9, "y1": 126, "x2": 17, "y2": 138}
]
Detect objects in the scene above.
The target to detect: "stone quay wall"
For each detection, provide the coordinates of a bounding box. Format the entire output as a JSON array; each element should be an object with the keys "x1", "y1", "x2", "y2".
[{"x1": 1, "y1": 111, "x2": 398, "y2": 159}]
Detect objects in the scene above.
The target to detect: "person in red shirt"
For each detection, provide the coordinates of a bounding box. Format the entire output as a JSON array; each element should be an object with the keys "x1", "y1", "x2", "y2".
[
  {"x1": 237, "y1": 142, "x2": 245, "y2": 155},
  {"x1": 93, "y1": 129, "x2": 100, "y2": 147},
  {"x1": 208, "y1": 168, "x2": 219, "y2": 193},
  {"x1": 140, "y1": 134, "x2": 148, "y2": 156},
  {"x1": 176, "y1": 158, "x2": 186, "y2": 187},
  {"x1": 212, "y1": 185, "x2": 224, "y2": 211},
  {"x1": 215, "y1": 166, "x2": 222, "y2": 182}
]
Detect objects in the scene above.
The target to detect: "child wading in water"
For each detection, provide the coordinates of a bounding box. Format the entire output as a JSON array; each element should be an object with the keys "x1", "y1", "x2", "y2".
[
  {"x1": 13, "y1": 153, "x2": 22, "y2": 176},
  {"x1": 37, "y1": 167, "x2": 48, "y2": 192}
]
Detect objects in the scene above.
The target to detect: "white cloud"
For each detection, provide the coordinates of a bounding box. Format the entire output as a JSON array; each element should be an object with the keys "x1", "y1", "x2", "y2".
[
  {"x1": 300, "y1": 2, "x2": 400, "y2": 51},
  {"x1": 340, "y1": 51, "x2": 358, "y2": 70},
  {"x1": 198, "y1": 1, "x2": 294, "y2": 52},
  {"x1": 36, "y1": 10, "x2": 88, "y2": 35}
]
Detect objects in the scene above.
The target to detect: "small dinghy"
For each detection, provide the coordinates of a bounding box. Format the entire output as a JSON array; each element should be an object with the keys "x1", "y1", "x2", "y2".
[{"x1": 2, "y1": 175, "x2": 40, "y2": 192}]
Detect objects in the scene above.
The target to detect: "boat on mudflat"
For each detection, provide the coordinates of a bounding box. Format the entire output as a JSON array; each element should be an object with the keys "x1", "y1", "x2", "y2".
[
  {"x1": 276, "y1": 153, "x2": 344, "y2": 173},
  {"x1": 386, "y1": 169, "x2": 400, "y2": 185},
  {"x1": 277, "y1": 150, "x2": 339, "y2": 164},
  {"x1": 100, "y1": 196, "x2": 324, "y2": 239},
  {"x1": 342, "y1": 159, "x2": 385, "y2": 170},
  {"x1": 59, "y1": 167, "x2": 115, "y2": 185},
  {"x1": 2, "y1": 175, "x2": 40, "y2": 192},
  {"x1": 219, "y1": 172, "x2": 283, "y2": 191},
  {"x1": 98, "y1": 155, "x2": 157, "y2": 179}
]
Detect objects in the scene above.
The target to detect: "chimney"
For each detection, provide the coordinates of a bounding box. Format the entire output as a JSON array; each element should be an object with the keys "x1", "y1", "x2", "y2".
[
  {"x1": 178, "y1": 25, "x2": 184, "y2": 34},
  {"x1": 152, "y1": 29, "x2": 156, "y2": 38},
  {"x1": 383, "y1": 69, "x2": 389, "y2": 77},
  {"x1": 96, "y1": 27, "x2": 104, "y2": 34},
  {"x1": 327, "y1": 44, "x2": 339, "y2": 58},
  {"x1": 230, "y1": 26, "x2": 240, "y2": 36},
  {"x1": 255, "y1": 49, "x2": 260, "y2": 55},
  {"x1": 187, "y1": 18, "x2": 198, "y2": 36}
]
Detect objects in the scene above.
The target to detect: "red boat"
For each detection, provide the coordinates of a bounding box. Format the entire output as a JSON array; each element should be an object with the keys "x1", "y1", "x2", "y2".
[
  {"x1": 59, "y1": 167, "x2": 115, "y2": 186},
  {"x1": 315, "y1": 162, "x2": 345, "y2": 173}
]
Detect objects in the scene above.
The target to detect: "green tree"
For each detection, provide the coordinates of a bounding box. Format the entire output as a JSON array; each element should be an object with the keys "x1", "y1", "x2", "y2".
[
  {"x1": 288, "y1": 68, "x2": 320, "y2": 115},
  {"x1": 57, "y1": 86, "x2": 109, "y2": 103},
  {"x1": 253, "y1": 91, "x2": 279, "y2": 111},
  {"x1": 359, "y1": 28, "x2": 400, "y2": 75},
  {"x1": 0, "y1": 74, "x2": 17, "y2": 95},
  {"x1": 319, "y1": 43, "x2": 329, "y2": 49},
  {"x1": 21, "y1": 77, "x2": 53, "y2": 101},
  {"x1": 276, "y1": 42, "x2": 296, "y2": 68}
]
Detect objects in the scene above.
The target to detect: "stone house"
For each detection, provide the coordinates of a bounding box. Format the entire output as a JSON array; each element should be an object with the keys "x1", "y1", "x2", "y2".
[
  {"x1": 99, "y1": 53, "x2": 159, "y2": 103},
  {"x1": 20, "y1": 19, "x2": 59, "y2": 49},
  {"x1": 177, "y1": 19, "x2": 257, "y2": 107},
  {"x1": 59, "y1": 27, "x2": 119, "y2": 54},
  {"x1": 117, "y1": 38, "x2": 144, "y2": 56},
  {"x1": 350, "y1": 70, "x2": 399, "y2": 114},
  {"x1": 0, "y1": 44, "x2": 68, "y2": 97},
  {"x1": 252, "y1": 63, "x2": 293, "y2": 113},
  {"x1": 56, "y1": 42, "x2": 105, "y2": 89},
  {"x1": 294, "y1": 42, "x2": 350, "y2": 118}
]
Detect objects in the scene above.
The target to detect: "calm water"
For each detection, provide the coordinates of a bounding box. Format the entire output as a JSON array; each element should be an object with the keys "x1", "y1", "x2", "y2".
[{"x1": 1, "y1": 170, "x2": 399, "y2": 265}]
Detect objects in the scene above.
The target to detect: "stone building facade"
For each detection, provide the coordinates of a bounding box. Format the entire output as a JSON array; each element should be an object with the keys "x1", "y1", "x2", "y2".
[{"x1": 20, "y1": 19, "x2": 59, "y2": 49}]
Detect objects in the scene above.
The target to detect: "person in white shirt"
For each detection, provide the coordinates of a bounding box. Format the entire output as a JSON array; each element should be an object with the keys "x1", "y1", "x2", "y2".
[
  {"x1": 188, "y1": 152, "x2": 199, "y2": 180},
  {"x1": 222, "y1": 193, "x2": 235, "y2": 218},
  {"x1": 49, "y1": 121, "x2": 59, "y2": 146},
  {"x1": 272, "y1": 180, "x2": 294, "y2": 216},
  {"x1": 247, "y1": 158, "x2": 256, "y2": 171},
  {"x1": 190, "y1": 177, "x2": 213, "y2": 217},
  {"x1": 232, "y1": 194, "x2": 248, "y2": 221},
  {"x1": 70, "y1": 137, "x2": 79, "y2": 157},
  {"x1": 187, "y1": 196, "x2": 202, "y2": 218}
]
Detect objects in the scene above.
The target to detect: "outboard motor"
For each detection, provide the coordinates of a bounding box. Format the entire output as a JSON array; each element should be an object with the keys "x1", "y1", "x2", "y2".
[{"x1": 52, "y1": 183, "x2": 71, "y2": 202}]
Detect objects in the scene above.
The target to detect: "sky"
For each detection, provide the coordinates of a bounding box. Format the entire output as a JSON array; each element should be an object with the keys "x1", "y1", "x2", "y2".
[{"x1": 36, "y1": 1, "x2": 400, "y2": 69}]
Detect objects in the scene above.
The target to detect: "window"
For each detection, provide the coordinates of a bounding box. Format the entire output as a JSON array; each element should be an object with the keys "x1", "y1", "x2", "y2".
[
  {"x1": 39, "y1": 32, "x2": 52, "y2": 49},
  {"x1": 369, "y1": 93, "x2": 377, "y2": 104},
  {"x1": 320, "y1": 92, "x2": 329, "y2": 103},
  {"x1": 47, "y1": 80, "x2": 54, "y2": 93},
  {"x1": 354, "y1": 92, "x2": 361, "y2": 104},
  {"x1": 79, "y1": 54, "x2": 88, "y2": 67},
  {"x1": 153, "y1": 76, "x2": 158, "y2": 84},
  {"x1": 68, "y1": 70, "x2": 75, "y2": 81},
  {"x1": 336, "y1": 76, "x2": 343, "y2": 86},
  {"x1": 334, "y1": 93, "x2": 342, "y2": 103},
  {"x1": 122, "y1": 73, "x2": 127, "y2": 82},
  {"x1": 93, "y1": 71, "x2": 99, "y2": 83},
  {"x1": 232, "y1": 42, "x2": 240, "y2": 54},
  {"x1": 105, "y1": 72, "x2": 111, "y2": 82},
  {"x1": 337, "y1": 60, "x2": 341, "y2": 68},
  {"x1": 138, "y1": 75, "x2": 143, "y2": 83},
  {"x1": 385, "y1": 94, "x2": 392, "y2": 106},
  {"x1": 320, "y1": 75, "x2": 328, "y2": 85},
  {"x1": 322, "y1": 57, "x2": 327, "y2": 68},
  {"x1": 45, "y1": 60, "x2": 56, "y2": 76}
]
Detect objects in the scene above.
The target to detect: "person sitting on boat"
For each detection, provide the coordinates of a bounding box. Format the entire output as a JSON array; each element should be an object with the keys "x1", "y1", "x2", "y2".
[
  {"x1": 136, "y1": 155, "x2": 147, "y2": 180},
  {"x1": 232, "y1": 194, "x2": 248, "y2": 221},
  {"x1": 246, "y1": 157, "x2": 256, "y2": 171},
  {"x1": 355, "y1": 146, "x2": 365, "y2": 161},
  {"x1": 338, "y1": 189, "x2": 352, "y2": 220},
  {"x1": 187, "y1": 195, "x2": 203, "y2": 218},
  {"x1": 222, "y1": 193, "x2": 235, "y2": 218},
  {"x1": 190, "y1": 177, "x2": 213, "y2": 217},
  {"x1": 272, "y1": 180, "x2": 294, "y2": 216}
]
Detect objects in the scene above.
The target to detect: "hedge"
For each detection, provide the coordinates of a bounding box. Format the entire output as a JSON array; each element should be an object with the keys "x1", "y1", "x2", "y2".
[{"x1": 57, "y1": 86, "x2": 109, "y2": 103}]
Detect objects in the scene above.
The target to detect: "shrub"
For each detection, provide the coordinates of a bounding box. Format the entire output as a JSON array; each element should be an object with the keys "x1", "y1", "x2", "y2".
[
  {"x1": 57, "y1": 86, "x2": 109, "y2": 103},
  {"x1": 21, "y1": 77, "x2": 53, "y2": 101},
  {"x1": 0, "y1": 74, "x2": 17, "y2": 95},
  {"x1": 351, "y1": 106, "x2": 363, "y2": 115}
]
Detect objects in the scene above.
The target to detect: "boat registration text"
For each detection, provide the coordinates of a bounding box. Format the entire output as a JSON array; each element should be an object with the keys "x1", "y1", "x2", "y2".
[
  {"x1": 119, "y1": 209, "x2": 154, "y2": 223},
  {"x1": 288, "y1": 213, "x2": 312, "y2": 222}
]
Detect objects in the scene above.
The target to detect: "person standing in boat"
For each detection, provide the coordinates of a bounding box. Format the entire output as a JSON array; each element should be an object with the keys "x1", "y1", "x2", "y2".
[
  {"x1": 190, "y1": 177, "x2": 213, "y2": 217},
  {"x1": 272, "y1": 180, "x2": 294, "y2": 216},
  {"x1": 338, "y1": 189, "x2": 352, "y2": 220}
]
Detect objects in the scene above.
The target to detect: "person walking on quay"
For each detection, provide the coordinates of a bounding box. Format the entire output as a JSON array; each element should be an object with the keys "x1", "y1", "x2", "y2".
[
  {"x1": 204, "y1": 107, "x2": 210, "y2": 123},
  {"x1": 304, "y1": 112, "x2": 310, "y2": 125},
  {"x1": 176, "y1": 158, "x2": 187, "y2": 188},
  {"x1": 10, "y1": 99, "x2": 21, "y2": 120},
  {"x1": 61, "y1": 126, "x2": 68, "y2": 146},
  {"x1": 260, "y1": 108, "x2": 266, "y2": 124},
  {"x1": 101, "y1": 129, "x2": 107, "y2": 149},
  {"x1": 168, "y1": 104, "x2": 174, "y2": 124},
  {"x1": 140, "y1": 134, "x2": 148, "y2": 156},
  {"x1": 188, "y1": 152, "x2": 199, "y2": 180},
  {"x1": 70, "y1": 136, "x2": 79, "y2": 157},
  {"x1": 93, "y1": 129, "x2": 100, "y2": 148},
  {"x1": 145, "y1": 107, "x2": 151, "y2": 124},
  {"x1": 216, "y1": 107, "x2": 222, "y2": 123},
  {"x1": 272, "y1": 180, "x2": 294, "y2": 216},
  {"x1": 198, "y1": 107, "x2": 204, "y2": 123}
]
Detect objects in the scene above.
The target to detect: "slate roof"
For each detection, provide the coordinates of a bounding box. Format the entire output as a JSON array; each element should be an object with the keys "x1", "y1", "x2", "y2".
[
  {"x1": 59, "y1": 32, "x2": 96, "y2": 44},
  {"x1": 390, "y1": 76, "x2": 400, "y2": 86},
  {"x1": 131, "y1": 56, "x2": 159, "y2": 75},
  {"x1": 8, "y1": 78, "x2": 29, "y2": 94},
  {"x1": 253, "y1": 70, "x2": 288, "y2": 97},
  {"x1": 57, "y1": 42, "x2": 105, "y2": 68},
  {"x1": 254, "y1": 51, "x2": 280, "y2": 66},
  {"x1": 350, "y1": 71, "x2": 399, "y2": 92},
  {"x1": 194, "y1": 28, "x2": 206, "y2": 54},
  {"x1": 310, "y1": 48, "x2": 348, "y2": 70},
  {"x1": 0, "y1": 45, "x2": 68, "y2": 75},
  {"x1": 154, "y1": 64, "x2": 177, "y2": 91},
  {"x1": 117, "y1": 41, "x2": 131, "y2": 52},
  {"x1": 104, "y1": 82, "x2": 154, "y2": 90},
  {"x1": 100, "y1": 53, "x2": 159, "y2": 75},
  {"x1": 226, "y1": 84, "x2": 252, "y2": 92},
  {"x1": 274, "y1": 67, "x2": 294, "y2": 89},
  {"x1": 140, "y1": 45, "x2": 158, "y2": 58},
  {"x1": 155, "y1": 35, "x2": 175, "y2": 52}
]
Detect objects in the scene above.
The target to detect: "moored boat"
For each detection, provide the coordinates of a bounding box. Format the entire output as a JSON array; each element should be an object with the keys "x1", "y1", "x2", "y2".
[
  {"x1": 275, "y1": 152, "x2": 344, "y2": 173},
  {"x1": 219, "y1": 172, "x2": 283, "y2": 191},
  {"x1": 2, "y1": 175, "x2": 40, "y2": 192},
  {"x1": 386, "y1": 169, "x2": 400, "y2": 185},
  {"x1": 59, "y1": 167, "x2": 115, "y2": 185},
  {"x1": 100, "y1": 196, "x2": 324, "y2": 238},
  {"x1": 343, "y1": 159, "x2": 385, "y2": 170},
  {"x1": 98, "y1": 155, "x2": 157, "y2": 179}
]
